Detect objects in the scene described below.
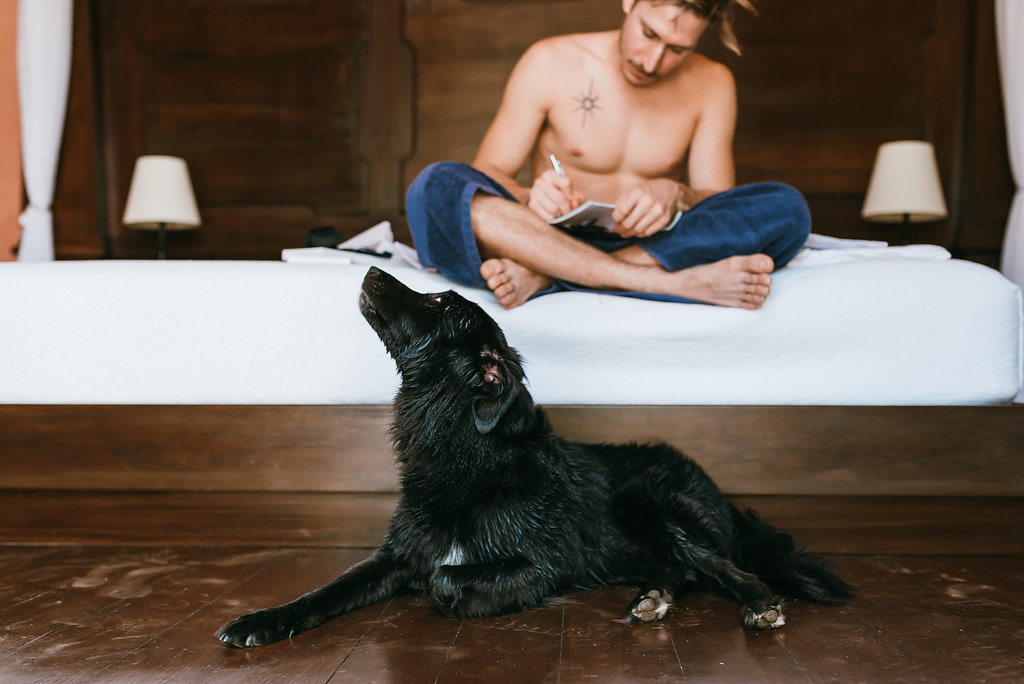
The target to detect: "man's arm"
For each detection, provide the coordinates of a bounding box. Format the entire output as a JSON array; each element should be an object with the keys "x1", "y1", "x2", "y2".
[
  {"x1": 472, "y1": 41, "x2": 557, "y2": 205},
  {"x1": 685, "y1": 61, "x2": 737, "y2": 201}
]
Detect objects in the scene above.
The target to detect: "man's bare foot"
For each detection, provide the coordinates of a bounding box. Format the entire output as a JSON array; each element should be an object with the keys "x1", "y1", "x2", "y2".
[
  {"x1": 480, "y1": 258, "x2": 552, "y2": 309},
  {"x1": 481, "y1": 253, "x2": 772, "y2": 309},
  {"x1": 670, "y1": 254, "x2": 774, "y2": 309}
]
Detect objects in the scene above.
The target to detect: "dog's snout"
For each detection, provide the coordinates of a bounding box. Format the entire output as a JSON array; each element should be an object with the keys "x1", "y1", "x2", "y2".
[{"x1": 361, "y1": 267, "x2": 392, "y2": 297}]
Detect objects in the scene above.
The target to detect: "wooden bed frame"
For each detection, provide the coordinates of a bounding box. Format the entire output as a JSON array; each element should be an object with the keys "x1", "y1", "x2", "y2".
[
  {"x1": 6, "y1": 404, "x2": 1021, "y2": 496},
  {"x1": 3, "y1": 403, "x2": 1022, "y2": 553}
]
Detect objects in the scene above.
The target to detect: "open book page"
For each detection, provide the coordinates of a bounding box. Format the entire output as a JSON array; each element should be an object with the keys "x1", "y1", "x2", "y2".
[{"x1": 548, "y1": 201, "x2": 683, "y2": 234}]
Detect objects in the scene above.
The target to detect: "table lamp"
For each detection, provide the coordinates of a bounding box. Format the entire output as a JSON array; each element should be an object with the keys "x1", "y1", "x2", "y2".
[
  {"x1": 861, "y1": 141, "x2": 947, "y2": 245},
  {"x1": 122, "y1": 155, "x2": 201, "y2": 259}
]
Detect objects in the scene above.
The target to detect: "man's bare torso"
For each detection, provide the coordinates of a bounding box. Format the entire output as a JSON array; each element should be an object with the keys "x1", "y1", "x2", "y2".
[
  {"x1": 464, "y1": 3, "x2": 774, "y2": 312},
  {"x1": 529, "y1": 31, "x2": 728, "y2": 204}
]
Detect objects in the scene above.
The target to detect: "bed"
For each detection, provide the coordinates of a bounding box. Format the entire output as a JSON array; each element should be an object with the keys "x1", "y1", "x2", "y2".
[
  {"x1": 2, "y1": 238, "x2": 1020, "y2": 406},
  {"x1": 1, "y1": 236, "x2": 1022, "y2": 505}
]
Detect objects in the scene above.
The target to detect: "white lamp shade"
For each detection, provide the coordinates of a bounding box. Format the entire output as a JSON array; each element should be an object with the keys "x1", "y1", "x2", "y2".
[
  {"x1": 861, "y1": 141, "x2": 948, "y2": 223},
  {"x1": 122, "y1": 155, "x2": 201, "y2": 230}
]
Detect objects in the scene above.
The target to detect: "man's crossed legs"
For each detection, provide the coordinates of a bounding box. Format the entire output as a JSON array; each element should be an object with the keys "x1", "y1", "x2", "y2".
[{"x1": 406, "y1": 162, "x2": 810, "y2": 310}]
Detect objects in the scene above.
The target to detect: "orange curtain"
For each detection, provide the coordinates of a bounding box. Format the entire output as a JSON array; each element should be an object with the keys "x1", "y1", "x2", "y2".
[{"x1": 0, "y1": 0, "x2": 20, "y2": 261}]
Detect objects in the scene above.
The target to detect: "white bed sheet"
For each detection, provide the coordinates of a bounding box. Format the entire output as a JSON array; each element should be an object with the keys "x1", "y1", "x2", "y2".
[{"x1": 0, "y1": 249, "x2": 1020, "y2": 405}]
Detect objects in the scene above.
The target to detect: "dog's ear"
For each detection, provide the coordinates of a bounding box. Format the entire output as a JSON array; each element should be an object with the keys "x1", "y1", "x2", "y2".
[
  {"x1": 472, "y1": 392, "x2": 517, "y2": 435},
  {"x1": 472, "y1": 346, "x2": 525, "y2": 435}
]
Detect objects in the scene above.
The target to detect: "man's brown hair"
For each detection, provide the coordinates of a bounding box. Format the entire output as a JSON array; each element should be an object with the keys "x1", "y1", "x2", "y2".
[{"x1": 664, "y1": 0, "x2": 757, "y2": 56}]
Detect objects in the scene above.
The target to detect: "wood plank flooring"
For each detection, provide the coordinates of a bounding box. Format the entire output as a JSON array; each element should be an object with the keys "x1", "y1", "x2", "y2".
[{"x1": 1, "y1": 545, "x2": 1021, "y2": 683}]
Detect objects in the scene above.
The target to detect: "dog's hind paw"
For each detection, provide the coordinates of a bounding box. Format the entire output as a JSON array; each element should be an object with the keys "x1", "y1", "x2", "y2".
[
  {"x1": 743, "y1": 602, "x2": 786, "y2": 630},
  {"x1": 625, "y1": 589, "x2": 672, "y2": 623}
]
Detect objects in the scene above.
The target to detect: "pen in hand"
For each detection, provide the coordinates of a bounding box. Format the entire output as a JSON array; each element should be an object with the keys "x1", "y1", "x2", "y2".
[
  {"x1": 549, "y1": 154, "x2": 565, "y2": 176},
  {"x1": 547, "y1": 153, "x2": 581, "y2": 216}
]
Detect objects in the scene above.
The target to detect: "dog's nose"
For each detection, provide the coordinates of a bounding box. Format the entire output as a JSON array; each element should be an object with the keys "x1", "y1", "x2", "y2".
[{"x1": 362, "y1": 267, "x2": 388, "y2": 292}]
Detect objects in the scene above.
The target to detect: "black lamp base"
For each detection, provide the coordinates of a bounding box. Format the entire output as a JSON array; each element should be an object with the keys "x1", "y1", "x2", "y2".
[
  {"x1": 157, "y1": 222, "x2": 167, "y2": 259},
  {"x1": 900, "y1": 213, "x2": 911, "y2": 246}
]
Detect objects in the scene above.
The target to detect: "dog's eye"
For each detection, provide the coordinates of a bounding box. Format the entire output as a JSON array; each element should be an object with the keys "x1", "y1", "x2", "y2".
[{"x1": 427, "y1": 294, "x2": 444, "y2": 304}]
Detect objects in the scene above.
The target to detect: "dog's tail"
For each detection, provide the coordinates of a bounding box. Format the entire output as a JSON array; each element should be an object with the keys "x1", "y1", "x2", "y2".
[{"x1": 730, "y1": 505, "x2": 854, "y2": 605}]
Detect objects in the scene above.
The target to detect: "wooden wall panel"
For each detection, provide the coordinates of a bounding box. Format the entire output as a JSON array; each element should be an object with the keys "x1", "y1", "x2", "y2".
[
  {"x1": 700, "y1": 0, "x2": 969, "y2": 245},
  {"x1": 52, "y1": 0, "x2": 1012, "y2": 265},
  {"x1": 53, "y1": 0, "x2": 106, "y2": 259},
  {"x1": 96, "y1": 0, "x2": 376, "y2": 259}
]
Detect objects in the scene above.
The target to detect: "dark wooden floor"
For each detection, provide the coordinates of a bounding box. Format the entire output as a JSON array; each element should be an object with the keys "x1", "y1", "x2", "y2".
[{"x1": 1, "y1": 543, "x2": 1022, "y2": 682}]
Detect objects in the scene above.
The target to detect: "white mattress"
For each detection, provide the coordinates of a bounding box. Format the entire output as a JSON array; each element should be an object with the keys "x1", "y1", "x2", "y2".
[{"x1": 0, "y1": 246, "x2": 1020, "y2": 405}]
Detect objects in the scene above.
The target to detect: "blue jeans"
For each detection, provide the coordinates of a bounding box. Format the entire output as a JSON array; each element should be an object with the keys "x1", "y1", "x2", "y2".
[{"x1": 405, "y1": 161, "x2": 811, "y2": 303}]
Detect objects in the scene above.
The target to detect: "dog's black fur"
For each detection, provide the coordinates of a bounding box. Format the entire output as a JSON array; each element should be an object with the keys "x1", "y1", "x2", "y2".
[{"x1": 216, "y1": 266, "x2": 852, "y2": 648}]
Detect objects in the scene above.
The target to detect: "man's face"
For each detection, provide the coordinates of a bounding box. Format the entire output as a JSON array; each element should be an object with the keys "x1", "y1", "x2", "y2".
[{"x1": 619, "y1": 0, "x2": 709, "y2": 86}]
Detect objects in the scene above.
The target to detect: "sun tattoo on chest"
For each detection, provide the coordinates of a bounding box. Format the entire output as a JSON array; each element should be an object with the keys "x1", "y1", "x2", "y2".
[{"x1": 572, "y1": 79, "x2": 602, "y2": 129}]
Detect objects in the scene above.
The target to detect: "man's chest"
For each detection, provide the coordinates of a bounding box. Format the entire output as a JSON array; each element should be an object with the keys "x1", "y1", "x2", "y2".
[{"x1": 546, "y1": 76, "x2": 700, "y2": 179}]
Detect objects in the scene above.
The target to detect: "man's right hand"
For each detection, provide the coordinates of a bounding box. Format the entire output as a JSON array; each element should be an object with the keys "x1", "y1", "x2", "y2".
[{"x1": 528, "y1": 169, "x2": 584, "y2": 220}]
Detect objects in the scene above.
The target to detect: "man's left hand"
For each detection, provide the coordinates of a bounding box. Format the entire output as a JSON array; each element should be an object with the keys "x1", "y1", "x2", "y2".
[{"x1": 611, "y1": 179, "x2": 693, "y2": 238}]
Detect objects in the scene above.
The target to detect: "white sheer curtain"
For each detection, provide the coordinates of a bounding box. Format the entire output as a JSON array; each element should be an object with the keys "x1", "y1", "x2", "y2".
[
  {"x1": 16, "y1": 0, "x2": 74, "y2": 262},
  {"x1": 997, "y1": 0, "x2": 1024, "y2": 290}
]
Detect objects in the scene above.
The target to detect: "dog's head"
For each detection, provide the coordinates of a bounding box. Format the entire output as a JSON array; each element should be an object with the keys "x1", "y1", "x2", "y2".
[{"x1": 359, "y1": 267, "x2": 533, "y2": 435}]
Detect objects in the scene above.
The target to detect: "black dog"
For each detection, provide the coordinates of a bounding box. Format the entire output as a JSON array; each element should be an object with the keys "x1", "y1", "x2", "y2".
[{"x1": 217, "y1": 266, "x2": 852, "y2": 648}]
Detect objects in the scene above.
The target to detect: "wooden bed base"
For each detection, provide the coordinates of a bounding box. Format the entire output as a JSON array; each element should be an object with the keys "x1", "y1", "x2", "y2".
[
  {"x1": 3, "y1": 404, "x2": 1022, "y2": 552},
  {"x1": 4, "y1": 404, "x2": 1021, "y2": 496}
]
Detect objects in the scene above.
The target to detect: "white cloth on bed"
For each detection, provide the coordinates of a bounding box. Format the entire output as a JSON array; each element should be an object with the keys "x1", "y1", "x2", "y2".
[{"x1": 0, "y1": 246, "x2": 1021, "y2": 405}]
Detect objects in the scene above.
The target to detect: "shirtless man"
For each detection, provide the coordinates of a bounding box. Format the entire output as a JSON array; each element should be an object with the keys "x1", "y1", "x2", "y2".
[{"x1": 405, "y1": 0, "x2": 810, "y2": 309}]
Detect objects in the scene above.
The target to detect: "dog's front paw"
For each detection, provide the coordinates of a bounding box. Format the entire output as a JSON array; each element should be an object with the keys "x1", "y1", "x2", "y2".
[
  {"x1": 430, "y1": 567, "x2": 480, "y2": 617},
  {"x1": 216, "y1": 607, "x2": 302, "y2": 648},
  {"x1": 743, "y1": 601, "x2": 786, "y2": 630},
  {"x1": 625, "y1": 588, "x2": 673, "y2": 623},
  {"x1": 430, "y1": 565, "x2": 536, "y2": 618}
]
